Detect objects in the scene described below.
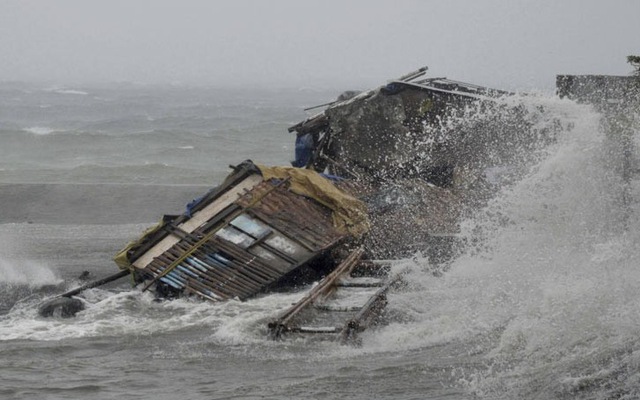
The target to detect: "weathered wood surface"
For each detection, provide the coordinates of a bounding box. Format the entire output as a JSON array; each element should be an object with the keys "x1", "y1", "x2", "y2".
[{"x1": 268, "y1": 252, "x2": 398, "y2": 344}]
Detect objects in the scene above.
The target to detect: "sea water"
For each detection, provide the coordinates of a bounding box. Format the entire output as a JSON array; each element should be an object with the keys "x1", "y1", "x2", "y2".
[{"x1": 1, "y1": 82, "x2": 638, "y2": 399}]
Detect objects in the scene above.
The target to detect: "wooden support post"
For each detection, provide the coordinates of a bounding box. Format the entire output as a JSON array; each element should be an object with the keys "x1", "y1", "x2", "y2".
[{"x1": 59, "y1": 269, "x2": 130, "y2": 298}]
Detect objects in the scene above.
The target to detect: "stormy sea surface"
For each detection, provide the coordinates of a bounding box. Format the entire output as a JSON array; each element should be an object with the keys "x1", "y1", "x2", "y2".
[{"x1": 1, "y1": 82, "x2": 639, "y2": 400}]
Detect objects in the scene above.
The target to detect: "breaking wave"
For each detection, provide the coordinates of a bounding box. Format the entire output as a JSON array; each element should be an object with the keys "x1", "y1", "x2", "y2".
[
  {"x1": 366, "y1": 95, "x2": 640, "y2": 398},
  {"x1": 0, "y1": 286, "x2": 302, "y2": 342},
  {"x1": 0, "y1": 259, "x2": 60, "y2": 287},
  {"x1": 46, "y1": 88, "x2": 89, "y2": 96},
  {"x1": 0, "y1": 231, "x2": 61, "y2": 288},
  {"x1": 21, "y1": 126, "x2": 60, "y2": 135},
  {"x1": 0, "y1": 234, "x2": 63, "y2": 315}
]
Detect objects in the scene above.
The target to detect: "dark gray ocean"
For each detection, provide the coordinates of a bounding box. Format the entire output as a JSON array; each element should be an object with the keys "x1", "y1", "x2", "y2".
[{"x1": 1, "y1": 82, "x2": 639, "y2": 399}]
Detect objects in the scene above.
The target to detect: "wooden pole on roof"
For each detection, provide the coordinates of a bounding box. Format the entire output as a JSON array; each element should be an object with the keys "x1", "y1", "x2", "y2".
[{"x1": 398, "y1": 66, "x2": 428, "y2": 82}]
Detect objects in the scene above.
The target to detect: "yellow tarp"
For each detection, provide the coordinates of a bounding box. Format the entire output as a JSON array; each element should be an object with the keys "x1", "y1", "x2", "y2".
[
  {"x1": 257, "y1": 165, "x2": 370, "y2": 237},
  {"x1": 113, "y1": 219, "x2": 166, "y2": 271}
]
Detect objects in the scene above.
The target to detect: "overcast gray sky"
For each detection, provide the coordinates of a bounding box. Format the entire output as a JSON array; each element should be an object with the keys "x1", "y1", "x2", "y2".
[{"x1": 1, "y1": 0, "x2": 638, "y2": 90}]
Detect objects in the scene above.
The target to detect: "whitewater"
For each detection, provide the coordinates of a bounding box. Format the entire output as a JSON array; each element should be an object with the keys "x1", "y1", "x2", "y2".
[{"x1": 0, "y1": 82, "x2": 638, "y2": 399}]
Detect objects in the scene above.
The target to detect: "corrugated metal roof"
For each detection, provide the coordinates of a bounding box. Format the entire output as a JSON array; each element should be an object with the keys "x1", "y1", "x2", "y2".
[{"x1": 138, "y1": 177, "x2": 347, "y2": 301}]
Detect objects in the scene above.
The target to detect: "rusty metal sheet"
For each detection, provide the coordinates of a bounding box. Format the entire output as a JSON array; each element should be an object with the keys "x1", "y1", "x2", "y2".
[
  {"x1": 139, "y1": 178, "x2": 348, "y2": 302},
  {"x1": 236, "y1": 180, "x2": 345, "y2": 251}
]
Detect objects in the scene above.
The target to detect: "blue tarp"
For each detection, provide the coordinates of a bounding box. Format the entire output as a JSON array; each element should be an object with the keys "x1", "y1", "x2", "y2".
[{"x1": 291, "y1": 132, "x2": 314, "y2": 168}]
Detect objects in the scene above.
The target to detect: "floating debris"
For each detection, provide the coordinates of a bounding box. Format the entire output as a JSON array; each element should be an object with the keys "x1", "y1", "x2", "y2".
[
  {"x1": 113, "y1": 160, "x2": 369, "y2": 302},
  {"x1": 268, "y1": 249, "x2": 401, "y2": 344}
]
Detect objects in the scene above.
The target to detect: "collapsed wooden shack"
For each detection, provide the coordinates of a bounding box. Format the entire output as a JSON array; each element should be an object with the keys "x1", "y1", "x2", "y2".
[
  {"x1": 114, "y1": 161, "x2": 369, "y2": 301},
  {"x1": 113, "y1": 159, "x2": 398, "y2": 342}
]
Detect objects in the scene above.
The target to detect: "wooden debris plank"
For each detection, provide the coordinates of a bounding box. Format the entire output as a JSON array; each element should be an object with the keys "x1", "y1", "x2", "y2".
[
  {"x1": 340, "y1": 275, "x2": 401, "y2": 344},
  {"x1": 268, "y1": 248, "x2": 364, "y2": 338},
  {"x1": 297, "y1": 326, "x2": 338, "y2": 334},
  {"x1": 336, "y1": 277, "x2": 385, "y2": 288}
]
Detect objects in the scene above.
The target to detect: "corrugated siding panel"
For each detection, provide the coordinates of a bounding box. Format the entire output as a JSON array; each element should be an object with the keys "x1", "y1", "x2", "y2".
[
  {"x1": 236, "y1": 181, "x2": 344, "y2": 251},
  {"x1": 140, "y1": 179, "x2": 346, "y2": 301}
]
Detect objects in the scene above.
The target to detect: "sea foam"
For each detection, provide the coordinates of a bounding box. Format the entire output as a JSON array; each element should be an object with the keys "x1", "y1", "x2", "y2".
[{"x1": 22, "y1": 126, "x2": 58, "y2": 135}]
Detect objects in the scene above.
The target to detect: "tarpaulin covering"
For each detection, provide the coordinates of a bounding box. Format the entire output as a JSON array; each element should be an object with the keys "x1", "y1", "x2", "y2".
[{"x1": 257, "y1": 165, "x2": 370, "y2": 237}]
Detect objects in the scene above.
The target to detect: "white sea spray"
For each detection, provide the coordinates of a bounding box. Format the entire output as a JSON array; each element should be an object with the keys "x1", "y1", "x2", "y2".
[{"x1": 365, "y1": 94, "x2": 640, "y2": 398}]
